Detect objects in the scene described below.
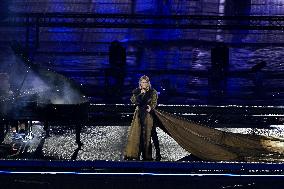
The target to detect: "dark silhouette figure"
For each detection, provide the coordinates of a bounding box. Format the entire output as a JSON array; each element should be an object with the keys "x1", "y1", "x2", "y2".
[
  {"x1": 251, "y1": 60, "x2": 266, "y2": 96},
  {"x1": 209, "y1": 44, "x2": 229, "y2": 102},
  {"x1": 105, "y1": 41, "x2": 126, "y2": 101}
]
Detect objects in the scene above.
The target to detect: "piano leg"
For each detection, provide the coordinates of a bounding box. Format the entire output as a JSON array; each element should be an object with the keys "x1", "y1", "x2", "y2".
[
  {"x1": 75, "y1": 123, "x2": 83, "y2": 147},
  {"x1": 43, "y1": 121, "x2": 50, "y2": 138}
]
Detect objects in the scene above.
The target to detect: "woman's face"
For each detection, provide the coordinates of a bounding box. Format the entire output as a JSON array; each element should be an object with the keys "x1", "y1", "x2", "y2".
[{"x1": 140, "y1": 79, "x2": 149, "y2": 89}]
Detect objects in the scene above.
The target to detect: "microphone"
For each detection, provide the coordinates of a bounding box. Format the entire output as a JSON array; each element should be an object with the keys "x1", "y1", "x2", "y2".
[{"x1": 141, "y1": 88, "x2": 146, "y2": 94}]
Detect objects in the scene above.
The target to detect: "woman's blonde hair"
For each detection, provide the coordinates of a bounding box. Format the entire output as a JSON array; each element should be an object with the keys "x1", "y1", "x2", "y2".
[{"x1": 139, "y1": 75, "x2": 151, "y2": 90}]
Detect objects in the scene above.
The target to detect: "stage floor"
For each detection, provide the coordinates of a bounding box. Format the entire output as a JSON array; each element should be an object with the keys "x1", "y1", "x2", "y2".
[
  {"x1": 2, "y1": 123, "x2": 284, "y2": 162},
  {"x1": 2, "y1": 123, "x2": 190, "y2": 161}
]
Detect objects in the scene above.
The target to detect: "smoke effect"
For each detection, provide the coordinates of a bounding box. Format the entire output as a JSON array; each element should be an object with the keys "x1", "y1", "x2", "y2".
[
  {"x1": 36, "y1": 70, "x2": 87, "y2": 105},
  {"x1": 1, "y1": 46, "x2": 87, "y2": 117}
]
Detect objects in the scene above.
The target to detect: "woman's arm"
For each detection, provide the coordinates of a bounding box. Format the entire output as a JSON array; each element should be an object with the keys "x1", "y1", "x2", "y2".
[
  {"x1": 130, "y1": 88, "x2": 142, "y2": 105},
  {"x1": 149, "y1": 89, "x2": 158, "y2": 109}
]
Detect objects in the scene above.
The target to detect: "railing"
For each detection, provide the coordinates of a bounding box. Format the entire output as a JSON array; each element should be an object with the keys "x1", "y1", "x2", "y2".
[
  {"x1": 2, "y1": 13, "x2": 284, "y2": 30},
  {"x1": 1, "y1": 13, "x2": 284, "y2": 50}
]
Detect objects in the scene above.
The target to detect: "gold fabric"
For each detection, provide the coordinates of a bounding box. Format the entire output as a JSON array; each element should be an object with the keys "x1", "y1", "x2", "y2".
[
  {"x1": 124, "y1": 107, "x2": 141, "y2": 159},
  {"x1": 154, "y1": 109, "x2": 284, "y2": 162},
  {"x1": 124, "y1": 89, "x2": 158, "y2": 160},
  {"x1": 125, "y1": 87, "x2": 284, "y2": 161}
]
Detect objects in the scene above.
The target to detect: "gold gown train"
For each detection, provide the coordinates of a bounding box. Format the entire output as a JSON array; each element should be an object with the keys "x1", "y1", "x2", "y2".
[{"x1": 125, "y1": 109, "x2": 284, "y2": 162}]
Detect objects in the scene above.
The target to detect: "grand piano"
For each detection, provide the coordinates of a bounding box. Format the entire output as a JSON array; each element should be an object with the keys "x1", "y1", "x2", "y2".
[{"x1": 0, "y1": 42, "x2": 89, "y2": 146}]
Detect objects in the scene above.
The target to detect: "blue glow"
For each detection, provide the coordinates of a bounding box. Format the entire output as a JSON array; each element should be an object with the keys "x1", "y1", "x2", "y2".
[
  {"x1": 1, "y1": 170, "x2": 283, "y2": 177},
  {"x1": 0, "y1": 171, "x2": 284, "y2": 177}
]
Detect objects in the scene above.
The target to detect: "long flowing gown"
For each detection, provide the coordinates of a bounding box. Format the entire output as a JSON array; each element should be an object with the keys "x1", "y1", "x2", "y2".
[
  {"x1": 124, "y1": 88, "x2": 158, "y2": 160},
  {"x1": 125, "y1": 107, "x2": 284, "y2": 162}
]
